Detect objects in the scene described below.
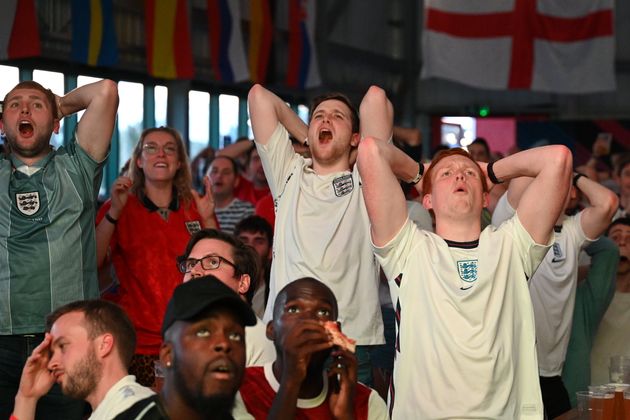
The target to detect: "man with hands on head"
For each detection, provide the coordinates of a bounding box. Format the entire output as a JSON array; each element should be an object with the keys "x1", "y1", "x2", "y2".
[
  {"x1": 0, "y1": 79, "x2": 118, "y2": 419},
  {"x1": 357, "y1": 87, "x2": 573, "y2": 418},
  {"x1": 11, "y1": 300, "x2": 153, "y2": 420},
  {"x1": 236, "y1": 277, "x2": 388, "y2": 420}
]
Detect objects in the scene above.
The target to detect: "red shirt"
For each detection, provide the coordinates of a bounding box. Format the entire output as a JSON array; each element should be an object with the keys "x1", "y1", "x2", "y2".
[
  {"x1": 97, "y1": 194, "x2": 202, "y2": 354},
  {"x1": 240, "y1": 365, "x2": 373, "y2": 420},
  {"x1": 255, "y1": 193, "x2": 275, "y2": 230},
  {"x1": 235, "y1": 175, "x2": 270, "y2": 206}
]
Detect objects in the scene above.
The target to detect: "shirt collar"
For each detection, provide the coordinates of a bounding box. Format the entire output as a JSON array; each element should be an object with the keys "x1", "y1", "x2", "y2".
[{"x1": 139, "y1": 189, "x2": 179, "y2": 212}]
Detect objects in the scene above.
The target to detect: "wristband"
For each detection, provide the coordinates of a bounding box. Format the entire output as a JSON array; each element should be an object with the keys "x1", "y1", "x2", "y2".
[
  {"x1": 105, "y1": 212, "x2": 118, "y2": 225},
  {"x1": 573, "y1": 172, "x2": 585, "y2": 187},
  {"x1": 487, "y1": 161, "x2": 504, "y2": 184},
  {"x1": 407, "y1": 162, "x2": 424, "y2": 185}
]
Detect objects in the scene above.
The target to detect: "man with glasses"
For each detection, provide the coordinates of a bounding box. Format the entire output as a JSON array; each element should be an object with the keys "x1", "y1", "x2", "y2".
[
  {"x1": 0, "y1": 79, "x2": 119, "y2": 419},
  {"x1": 177, "y1": 228, "x2": 274, "y2": 367}
]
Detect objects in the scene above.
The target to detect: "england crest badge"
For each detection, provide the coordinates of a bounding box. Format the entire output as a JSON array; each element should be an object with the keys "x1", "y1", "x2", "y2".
[
  {"x1": 16, "y1": 192, "x2": 40, "y2": 216},
  {"x1": 457, "y1": 259, "x2": 478, "y2": 284},
  {"x1": 332, "y1": 174, "x2": 354, "y2": 197}
]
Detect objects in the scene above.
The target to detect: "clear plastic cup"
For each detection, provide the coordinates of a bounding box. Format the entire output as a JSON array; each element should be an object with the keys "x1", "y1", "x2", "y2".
[
  {"x1": 610, "y1": 356, "x2": 630, "y2": 384},
  {"x1": 152, "y1": 359, "x2": 165, "y2": 392}
]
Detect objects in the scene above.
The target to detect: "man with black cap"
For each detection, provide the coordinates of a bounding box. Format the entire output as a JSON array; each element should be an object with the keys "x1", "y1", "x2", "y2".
[{"x1": 116, "y1": 275, "x2": 256, "y2": 419}]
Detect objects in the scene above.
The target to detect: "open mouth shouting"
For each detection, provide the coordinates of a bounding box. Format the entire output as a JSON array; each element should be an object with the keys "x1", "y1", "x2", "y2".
[
  {"x1": 318, "y1": 128, "x2": 333, "y2": 143},
  {"x1": 18, "y1": 120, "x2": 34, "y2": 138}
]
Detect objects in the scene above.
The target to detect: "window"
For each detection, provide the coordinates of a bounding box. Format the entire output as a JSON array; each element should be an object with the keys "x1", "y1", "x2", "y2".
[
  {"x1": 188, "y1": 90, "x2": 210, "y2": 159},
  {"x1": 116, "y1": 81, "x2": 144, "y2": 171},
  {"x1": 219, "y1": 94, "x2": 239, "y2": 149},
  {"x1": 155, "y1": 85, "x2": 167, "y2": 127},
  {"x1": 33, "y1": 70, "x2": 66, "y2": 148},
  {"x1": 0, "y1": 65, "x2": 19, "y2": 98},
  {"x1": 297, "y1": 104, "x2": 309, "y2": 124}
]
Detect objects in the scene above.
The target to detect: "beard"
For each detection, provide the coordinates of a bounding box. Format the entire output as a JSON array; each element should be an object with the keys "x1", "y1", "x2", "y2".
[
  {"x1": 62, "y1": 345, "x2": 103, "y2": 400},
  {"x1": 3, "y1": 124, "x2": 52, "y2": 160},
  {"x1": 172, "y1": 357, "x2": 236, "y2": 420}
]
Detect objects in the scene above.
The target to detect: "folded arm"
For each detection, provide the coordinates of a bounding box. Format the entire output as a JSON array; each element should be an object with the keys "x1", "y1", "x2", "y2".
[
  {"x1": 489, "y1": 145, "x2": 572, "y2": 244},
  {"x1": 58, "y1": 79, "x2": 119, "y2": 162}
]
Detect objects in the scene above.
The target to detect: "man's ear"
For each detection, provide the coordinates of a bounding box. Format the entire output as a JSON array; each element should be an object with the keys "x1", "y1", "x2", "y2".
[
  {"x1": 160, "y1": 342, "x2": 173, "y2": 369},
  {"x1": 422, "y1": 193, "x2": 433, "y2": 210},
  {"x1": 350, "y1": 133, "x2": 361, "y2": 148},
  {"x1": 97, "y1": 333, "x2": 115, "y2": 359},
  {"x1": 482, "y1": 191, "x2": 489, "y2": 209},
  {"x1": 238, "y1": 274, "x2": 251, "y2": 295},
  {"x1": 52, "y1": 119, "x2": 60, "y2": 134},
  {"x1": 265, "y1": 320, "x2": 276, "y2": 341}
]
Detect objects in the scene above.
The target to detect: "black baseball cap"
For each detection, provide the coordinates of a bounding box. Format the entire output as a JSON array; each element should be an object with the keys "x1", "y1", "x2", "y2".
[{"x1": 161, "y1": 275, "x2": 257, "y2": 336}]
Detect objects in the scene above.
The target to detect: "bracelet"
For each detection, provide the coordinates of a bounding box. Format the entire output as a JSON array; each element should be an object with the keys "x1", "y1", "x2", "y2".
[
  {"x1": 407, "y1": 162, "x2": 424, "y2": 185},
  {"x1": 487, "y1": 161, "x2": 504, "y2": 184},
  {"x1": 573, "y1": 172, "x2": 585, "y2": 187},
  {"x1": 105, "y1": 212, "x2": 118, "y2": 225}
]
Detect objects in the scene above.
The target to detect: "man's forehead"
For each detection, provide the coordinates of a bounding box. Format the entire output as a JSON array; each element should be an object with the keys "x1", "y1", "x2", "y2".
[
  {"x1": 312, "y1": 99, "x2": 352, "y2": 115},
  {"x1": 610, "y1": 225, "x2": 630, "y2": 235},
  {"x1": 51, "y1": 312, "x2": 87, "y2": 338},
  {"x1": 6, "y1": 89, "x2": 48, "y2": 101},
  {"x1": 284, "y1": 284, "x2": 335, "y2": 307},
  {"x1": 211, "y1": 157, "x2": 234, "y2": 170}
]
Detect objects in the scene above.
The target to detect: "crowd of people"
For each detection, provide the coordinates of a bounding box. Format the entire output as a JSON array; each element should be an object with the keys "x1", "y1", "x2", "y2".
[{"x1": 0, "y1": 78, "x2": 628, "y2": 419}]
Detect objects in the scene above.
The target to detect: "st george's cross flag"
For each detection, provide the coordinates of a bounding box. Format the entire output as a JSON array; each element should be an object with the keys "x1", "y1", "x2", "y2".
[{"x1": 421, "y1": 0, "x2": 615, "y2": 93}]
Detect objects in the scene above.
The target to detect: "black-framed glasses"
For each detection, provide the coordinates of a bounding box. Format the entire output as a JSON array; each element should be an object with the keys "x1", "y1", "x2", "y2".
[
  {"x1": 177, "y1": 254, "x2": 237, "y2": 274},
  {"x1": 142, "y1": 143, "x2": 178, "y2": 156}
]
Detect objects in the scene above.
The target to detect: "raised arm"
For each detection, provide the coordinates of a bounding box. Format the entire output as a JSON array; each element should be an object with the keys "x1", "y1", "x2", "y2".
[
  {"x1": 216, "y1": 138, "x2": 254, "y2": 159},
  {"x1": 247, "y1": 84, "x2": 307, "y2": 146},
  {"x1": 358, "y1": 138, "x2": 425, "y2": 246},
  {"x1": 489, "y1": 145, "x2": 572, "y2": 244},
  {"x1": 574, "y1": 173, "x2": 619, "y2": 239},
  {"x1": 359, "y1": 85, "x2": 393, "y2": 142},
  {"x1": 57, "y1": 79, "x2": 118, "y2": 162}
]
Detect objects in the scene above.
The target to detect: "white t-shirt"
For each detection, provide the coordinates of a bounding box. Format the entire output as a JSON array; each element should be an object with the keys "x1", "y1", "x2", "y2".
[
  {"x1": 375, "y1": 216, "x2": 550, "y2": 419},
  {"x1": 246, "y1": 316, "x2": 275, "y2": 367},
  {"x1": 590, "y1": 292, "x2": 630, "y2": 386},
  {"x1": 88, "y1": 375, "x2": 155, "y2": 420},
  {"x1": 493, "y1": 194, "x2": 594, "y2": 376},
  {"x1": 256, "y1": 123, "x2": 383, "y2": 345}
]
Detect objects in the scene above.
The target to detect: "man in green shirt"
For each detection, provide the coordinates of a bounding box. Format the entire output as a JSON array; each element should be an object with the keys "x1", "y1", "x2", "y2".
[{"x1": 0, "y1": 79, "x2": 119, "y2": 419}]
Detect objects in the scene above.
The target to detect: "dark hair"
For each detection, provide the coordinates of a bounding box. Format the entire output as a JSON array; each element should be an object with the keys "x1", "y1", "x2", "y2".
[
  {"x1": 46, "y1": 300, "x2": 136, "y2": 369},
  {"x1": 178, "y1": 229, "x2": 260, "y2": 303},
  {"x1": 208, "y1": 155, "x2": 240, "y2": 176},
  {"x1": 129, "y1": 126, "x2": 193, "y2": 204},
  {"x1": 616, "y1": 152, "x2": 630, "y2": 177},
  {"x1": 4, "y1": 81, "x2": 58, "y2": 119},
  {"x1": 470, "y1": 137, "x2": 490, "y2": 151},
  {"x1": 310, "y1": 92, "x2": 359, "y2": 133},
  {"x1": 272, "y1": 277, "x2": 339, "y2": 321},
  {"x1": 608, "y1": 217, "x2": 630, "y2": 235},
  {"x1": 234, "y1": 216, "x2": 273, "y2": 248},
  {"x1": 422, "y1": 148, "x2": 488, "y2": 196}
]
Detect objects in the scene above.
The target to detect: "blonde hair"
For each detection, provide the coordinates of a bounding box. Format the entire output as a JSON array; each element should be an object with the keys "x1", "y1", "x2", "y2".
[{"x1": 128, "y1": 126, "x2": 193, "y2": 205}]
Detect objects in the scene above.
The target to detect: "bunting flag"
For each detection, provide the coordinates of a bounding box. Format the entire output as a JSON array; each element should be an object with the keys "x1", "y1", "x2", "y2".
[
  {"x1": 421, "y1": 0, "x2": 615, "y2": 93},
  {"x1": 248, "y1": 0, "x2": 273, "y2": 83},
  {"x1": 0, "y1": 0, "x2": 41, "y2": 60},
  {"x1": 286, "y1": 0, "x2": 321, "y2": 89},
  {"x1": 145, "y1": 0, "x2": 194, "y2": 79},
  {"x1": 207, "y1": 0, "x2": 249, "y2": 83},
  {"x1": 71, "y1": 0, "x2": 118, "y2": 67}
]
